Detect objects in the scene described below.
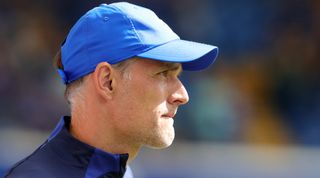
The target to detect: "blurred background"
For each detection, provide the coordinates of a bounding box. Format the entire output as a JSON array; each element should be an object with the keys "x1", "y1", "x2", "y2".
[{"x1": 0, "y1": 0, "x2": 319, "y2": 177}]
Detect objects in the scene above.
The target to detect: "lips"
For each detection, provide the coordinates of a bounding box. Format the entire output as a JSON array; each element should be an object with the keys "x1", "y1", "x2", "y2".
[{"x1": 162, "y1": 111, "x2": 177, "y2": 118}]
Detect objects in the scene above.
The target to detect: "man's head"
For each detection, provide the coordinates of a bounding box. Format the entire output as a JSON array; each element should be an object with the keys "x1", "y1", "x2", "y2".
[
  {"x1": 56, "y1": 54, "x2": 188, "y2": 148},
  {"x1": 56, "y1": 2, "x2": 218, "y2": 150}
]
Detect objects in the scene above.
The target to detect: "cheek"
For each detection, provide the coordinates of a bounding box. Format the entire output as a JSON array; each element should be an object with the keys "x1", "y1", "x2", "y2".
[
  {"x1": 116, "y1": 76, "x2": 169, "y2": 124},
  {"x1": 132, "y1": 79, "x2": 167, "y2": 108}
]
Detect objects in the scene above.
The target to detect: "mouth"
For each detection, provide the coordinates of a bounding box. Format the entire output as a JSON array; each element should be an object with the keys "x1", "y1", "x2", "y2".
[{"x1": 162, "y1": 111, "x2": 177, "y2": 119}]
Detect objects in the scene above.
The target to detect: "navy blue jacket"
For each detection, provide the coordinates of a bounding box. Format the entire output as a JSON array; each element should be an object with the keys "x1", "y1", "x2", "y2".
[{"x1": 3, "y1": 116, "x2": 134, "y2": 178}]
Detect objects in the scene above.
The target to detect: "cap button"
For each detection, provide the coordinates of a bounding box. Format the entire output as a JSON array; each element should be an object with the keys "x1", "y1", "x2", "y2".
[{"x1": 103, "y1": 16, "x2": 109, "y2": 21}]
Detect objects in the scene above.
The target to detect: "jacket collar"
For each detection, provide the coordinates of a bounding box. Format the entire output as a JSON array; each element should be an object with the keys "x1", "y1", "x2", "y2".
[{"x1": 46, "y1": 116, "x2": 129, "y2": 178}]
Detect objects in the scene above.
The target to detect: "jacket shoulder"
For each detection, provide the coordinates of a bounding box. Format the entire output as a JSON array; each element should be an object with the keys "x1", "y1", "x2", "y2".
[{"x1": 3, "y1": 145, "x2": 85, "y2": 178}]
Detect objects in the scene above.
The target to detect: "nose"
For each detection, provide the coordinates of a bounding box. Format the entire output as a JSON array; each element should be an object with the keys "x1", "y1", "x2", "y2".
[{"x1": 168, "y1": 79, "x2": 189, "y2": 106}]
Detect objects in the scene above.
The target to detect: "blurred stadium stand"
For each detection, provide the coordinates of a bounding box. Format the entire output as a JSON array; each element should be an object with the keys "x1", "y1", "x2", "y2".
[{"x1": 1, "y1": 0, "x2": 319, "y2": 177}]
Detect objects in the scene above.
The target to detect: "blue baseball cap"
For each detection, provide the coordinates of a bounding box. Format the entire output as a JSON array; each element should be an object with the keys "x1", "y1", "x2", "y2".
[{"x1": 59, "y1": 2, "x2": 218, "y2": 84}]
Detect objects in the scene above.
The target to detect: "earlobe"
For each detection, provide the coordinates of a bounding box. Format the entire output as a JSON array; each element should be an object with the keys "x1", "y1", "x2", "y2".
[{"x1": 93, "y1": 62, "x2": 115, "y2": 100}]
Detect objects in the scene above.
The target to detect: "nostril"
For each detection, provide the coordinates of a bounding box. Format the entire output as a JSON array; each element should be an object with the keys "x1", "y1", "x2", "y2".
[
  {"x1": 168, "y1": 79, "x2": 189, "y2": 105},
  {"x1": 169, "y1": 90, "x2": 189, "y2": 106}
]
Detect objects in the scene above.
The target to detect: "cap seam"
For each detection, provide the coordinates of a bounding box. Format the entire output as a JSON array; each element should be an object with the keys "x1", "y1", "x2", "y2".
[
  {"x1": 126, "y1": 15, "x2": 144, "y2": 45},
  {"x1": 111, "y1": 5, "x2": 144, "y2": 47},
  {"x1": 137, "y1": 38, "x2": 180, "y2": 55}
]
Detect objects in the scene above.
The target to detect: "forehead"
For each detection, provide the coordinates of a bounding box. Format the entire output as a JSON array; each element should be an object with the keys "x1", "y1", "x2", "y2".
[{"x1": 133, "y1": 57, "x2": 182, "y2": 69}]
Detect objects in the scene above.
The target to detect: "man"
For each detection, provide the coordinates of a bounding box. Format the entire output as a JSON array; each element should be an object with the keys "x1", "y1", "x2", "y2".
[{"x1": 4, "y1": 2, "x2": 218, "y2": 178}]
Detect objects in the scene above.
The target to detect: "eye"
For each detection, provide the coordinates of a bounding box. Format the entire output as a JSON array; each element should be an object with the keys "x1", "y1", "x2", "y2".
[{"x1": 157, "y1": 70, "x2": 170, "y2": 78}]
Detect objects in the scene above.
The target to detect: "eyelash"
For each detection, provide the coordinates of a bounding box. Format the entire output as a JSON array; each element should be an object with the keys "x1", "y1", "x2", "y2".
[
  {"x1": 158, "y1": 70, "x2": 169, "y2": 77},
  {"x1": 158, "y1": 70, "x2": 181, "y2": 78}
]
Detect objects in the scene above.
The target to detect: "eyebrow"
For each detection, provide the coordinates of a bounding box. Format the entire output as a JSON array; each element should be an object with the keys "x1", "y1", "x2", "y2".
[{"x1": 163, "y1": 62, "x2": 183, "y2": 75}]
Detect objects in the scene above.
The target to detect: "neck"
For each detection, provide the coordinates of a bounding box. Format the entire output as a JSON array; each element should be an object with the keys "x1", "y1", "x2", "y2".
[{"x1": 70, "y1": 106, "x2": 141, "y2": 164}]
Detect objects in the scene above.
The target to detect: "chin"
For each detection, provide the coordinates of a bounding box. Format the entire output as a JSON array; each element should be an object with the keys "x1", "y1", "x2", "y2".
[
  {"x1": 145, "y1": 134, "x2": 175, "y2": 149},
  {"x1": 146, "y1": 141, "x2": 173, "y2": 149}
]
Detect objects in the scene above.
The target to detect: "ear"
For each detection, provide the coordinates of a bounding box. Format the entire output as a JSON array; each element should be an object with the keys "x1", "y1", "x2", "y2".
[{"x1": 92, "y1": 62, "x2": 115, "y2": 100}]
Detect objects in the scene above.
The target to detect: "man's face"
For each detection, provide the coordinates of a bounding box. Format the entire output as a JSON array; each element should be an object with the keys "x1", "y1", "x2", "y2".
[{"x1": 112, "y1": 58, "x2": 189, "y2": 149}]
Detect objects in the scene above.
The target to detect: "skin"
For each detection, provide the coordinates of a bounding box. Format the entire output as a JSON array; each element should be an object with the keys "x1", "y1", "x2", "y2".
[{"x1": 70, "y1": 58, "x2": 189, "y2": 163}]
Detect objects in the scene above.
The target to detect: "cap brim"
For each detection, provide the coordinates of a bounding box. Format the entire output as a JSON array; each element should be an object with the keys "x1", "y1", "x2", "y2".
[{"x1": 137, "y1": 39, "x2": 218, "y2": 71}]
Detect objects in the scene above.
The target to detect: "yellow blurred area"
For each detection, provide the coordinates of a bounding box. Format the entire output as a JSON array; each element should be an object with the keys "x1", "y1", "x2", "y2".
[{"x1": 1, "y1": 0, "x2": 319, "y2": 177}]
